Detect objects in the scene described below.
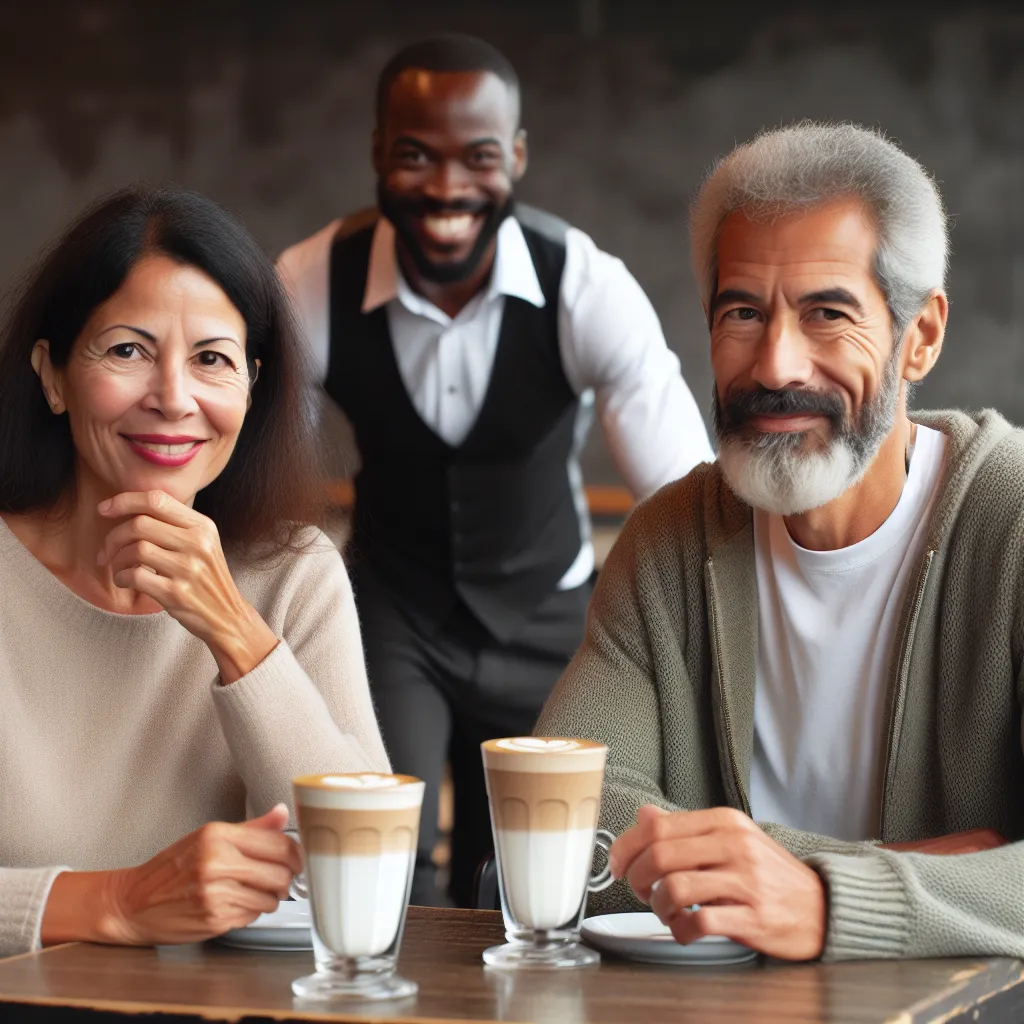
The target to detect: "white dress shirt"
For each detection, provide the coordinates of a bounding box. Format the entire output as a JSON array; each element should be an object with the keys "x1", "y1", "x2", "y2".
[
  {"x1": 278, "y1": 214, "x2": 713, "y2": 588},
  {"x1": 749, "y1": 425, "x2": 947, "y2": 840}
]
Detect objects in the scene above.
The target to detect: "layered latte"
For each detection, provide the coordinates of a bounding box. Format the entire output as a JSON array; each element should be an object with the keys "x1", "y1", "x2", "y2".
[
  {"x1": 292, "y1": 773, "x2": 423, "y2": 958},
  {"x1": 482, "y1": 738, "x2": 607, "y2": 930}
]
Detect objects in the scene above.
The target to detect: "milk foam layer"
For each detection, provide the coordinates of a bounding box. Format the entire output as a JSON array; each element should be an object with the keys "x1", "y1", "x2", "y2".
[
  {"x1": 481, "y1": 737, "x2": 607, "y2": 774},
  {"x1": 307, "y1": 850, "x2": 413, "y2": 957},
  {"x1": 294, "y1": 774, "x2": 423, "y2": 811},
  {"x1": 319, "y1": 774, "x2": 402, "y2": 789},
  {"x1": 495, "y1": 738, "x2": 583, "y2": 753},
  {"x1": 495, "y1": 828, "x2": 595, "y2": 930}
]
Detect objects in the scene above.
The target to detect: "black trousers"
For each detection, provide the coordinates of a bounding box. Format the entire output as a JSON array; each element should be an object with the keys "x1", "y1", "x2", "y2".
[{"x1": 354, "y1": 566, "x2": 590, "y2": 908}]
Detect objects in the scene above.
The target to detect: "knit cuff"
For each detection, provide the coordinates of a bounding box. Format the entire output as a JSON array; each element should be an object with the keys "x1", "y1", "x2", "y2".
[
  {"x1": 210, "y1": 640, "x2": 309, "y2": 720},
  {"x1": 804, "y1": 851, "x2": 911, "y2": 962},
  {"x1": 0, "y1": 866, "x2": 68, "y2": 958}
]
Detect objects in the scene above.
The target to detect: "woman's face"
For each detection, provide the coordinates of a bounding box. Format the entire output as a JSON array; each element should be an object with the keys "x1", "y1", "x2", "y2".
[{"x1": 40, "y1": 254, "x2": 251, "y2": 506}]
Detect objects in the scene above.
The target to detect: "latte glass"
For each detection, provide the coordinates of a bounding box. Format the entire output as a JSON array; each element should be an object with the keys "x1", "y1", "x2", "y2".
[
  {"x1": 481, "y1": 737, "x2": 613, "y2": 969},
  {"x1": 289, "y1": 773, "x2": 423, "y2": 1002}
]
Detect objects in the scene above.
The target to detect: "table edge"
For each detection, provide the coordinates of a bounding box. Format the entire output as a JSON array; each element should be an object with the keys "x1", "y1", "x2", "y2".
[
  {"x1": 0, "y1": 942, "x2": 77, "y2": 965},
  {"x1": 0, "y1": 991, "x2": 519, "y2": 1024},
  {"x1": 897, "y1": 957, "x2": 1024, "y2": 1023}
]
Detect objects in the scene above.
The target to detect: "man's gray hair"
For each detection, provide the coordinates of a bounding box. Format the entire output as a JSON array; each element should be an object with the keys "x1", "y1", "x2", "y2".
[{"x1": 690, "y1": 121, "x2": 949, "y2": 340}]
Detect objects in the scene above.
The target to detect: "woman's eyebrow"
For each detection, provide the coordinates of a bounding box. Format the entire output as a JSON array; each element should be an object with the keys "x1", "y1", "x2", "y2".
[
  {"x1": 193, "y1": 337, "x2": 244, "y2": 351},
  {"x1": 96, "y1": 324, "x2": 157, "y2": 342},
  {"x1": 95, "y1": 325, "x2": 243, "y2": 350}
]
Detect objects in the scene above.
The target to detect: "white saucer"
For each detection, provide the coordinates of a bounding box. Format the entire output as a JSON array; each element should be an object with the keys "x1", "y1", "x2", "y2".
[
  {"x1": 215, "y1": 899, "x2": 313, "y2": 951},
  {"x1": 581, "y1": 912, "x2": 758, "y2": 966}
]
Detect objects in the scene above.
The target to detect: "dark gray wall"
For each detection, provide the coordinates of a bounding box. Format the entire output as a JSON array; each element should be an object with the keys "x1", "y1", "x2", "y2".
[{"x1": 1, "y1": 1, "x2": 1021, "y2": 482}]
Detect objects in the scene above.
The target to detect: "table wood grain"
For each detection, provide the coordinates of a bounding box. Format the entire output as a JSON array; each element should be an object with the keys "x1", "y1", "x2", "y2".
[{"x1": 0, "y1": 908, "x2": 1021, "y2": 1024}]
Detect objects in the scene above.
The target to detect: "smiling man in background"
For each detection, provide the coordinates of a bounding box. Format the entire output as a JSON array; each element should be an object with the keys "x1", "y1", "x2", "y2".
[
  {"x1": 538, "y1": 121, "x2": 1024, "y2": 961},
  {"x1": 278, "y1": 34, "x2": 712, "y2": 907}
]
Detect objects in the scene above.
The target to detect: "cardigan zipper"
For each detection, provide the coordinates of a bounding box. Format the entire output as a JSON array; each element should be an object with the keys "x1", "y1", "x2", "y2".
[
  {"x1": 706, "y1": 557, "x2": 751, "y2": 815},
  {"x1": 877, "y1": 549, "x2": 935, "y2": 838}
]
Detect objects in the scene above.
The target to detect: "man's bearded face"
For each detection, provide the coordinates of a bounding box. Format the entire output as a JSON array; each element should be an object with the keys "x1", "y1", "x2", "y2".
[{"x1": 713, "y1": 358, "x2": 900, "y2": 516}]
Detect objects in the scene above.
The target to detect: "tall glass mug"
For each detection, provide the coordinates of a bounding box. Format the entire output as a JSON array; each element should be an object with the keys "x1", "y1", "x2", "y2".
[
  {"x1": 289, "y1": 773, "x2": 424, "y2": 1002},
  {"x1": 481, "y1": 737, "x2": 614, "y2": 969}
]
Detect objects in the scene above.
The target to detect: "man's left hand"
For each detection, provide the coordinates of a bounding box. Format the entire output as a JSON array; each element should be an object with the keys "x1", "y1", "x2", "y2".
[{"x1": 609, "y1": 805, "x2": 826, "y2": 961}]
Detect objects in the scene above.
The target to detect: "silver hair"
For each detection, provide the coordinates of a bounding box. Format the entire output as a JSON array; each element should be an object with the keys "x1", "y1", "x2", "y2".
[{"x1": 690, "y1": 121, "x2": 949, "y2": 341}]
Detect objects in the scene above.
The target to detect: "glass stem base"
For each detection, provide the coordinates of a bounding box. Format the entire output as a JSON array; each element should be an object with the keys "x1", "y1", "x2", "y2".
[
  {"x1": 291, "y1": 968, "x2": 417, "y2": 1002},
  {"x1": 483, "y1": 939, "x2": 600, "y2": 970}
]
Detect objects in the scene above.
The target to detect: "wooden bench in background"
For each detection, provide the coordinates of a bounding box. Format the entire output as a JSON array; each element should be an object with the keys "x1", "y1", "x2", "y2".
[{"x1": 327, "y1": 480, "x2": 635, "y2": 518}]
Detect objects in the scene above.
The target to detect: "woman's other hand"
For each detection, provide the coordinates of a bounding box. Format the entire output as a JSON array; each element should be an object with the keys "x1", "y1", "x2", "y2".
[
  {"x1": 42, "y1": 805, "x2": 301, "y2": 947},
  {"x1": 98, "y1": 489, "x2": 279, "y2": 683}
]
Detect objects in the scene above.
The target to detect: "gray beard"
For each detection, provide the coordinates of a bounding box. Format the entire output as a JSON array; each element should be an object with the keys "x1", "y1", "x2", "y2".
[{"x1": 715, "y1": 360, "x2": 902, "y2": 517}]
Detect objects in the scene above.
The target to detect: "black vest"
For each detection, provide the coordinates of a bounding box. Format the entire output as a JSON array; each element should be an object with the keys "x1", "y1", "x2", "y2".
[{"x1": 325, "y1": 205, "x2": 583, "y2": 642}]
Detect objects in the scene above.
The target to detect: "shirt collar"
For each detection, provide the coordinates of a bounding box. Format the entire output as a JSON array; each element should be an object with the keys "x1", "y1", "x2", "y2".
[{"x1": 361, "y1": 214, "x2": 546, "y2": 317}]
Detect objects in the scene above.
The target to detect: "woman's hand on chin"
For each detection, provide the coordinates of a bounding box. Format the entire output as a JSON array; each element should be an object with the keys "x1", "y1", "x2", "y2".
[
  {"x1": 97, "y1": 489, "x2": 280, "y2": 683},
  {"x1": 42, "y1": 805, "x2": 301, "y2": 947}
]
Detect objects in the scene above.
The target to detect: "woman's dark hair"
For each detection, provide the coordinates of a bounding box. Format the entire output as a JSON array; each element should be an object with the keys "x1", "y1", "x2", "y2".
[{"x1": 0, "y1": 184, "x2": 327, "y2": 552}]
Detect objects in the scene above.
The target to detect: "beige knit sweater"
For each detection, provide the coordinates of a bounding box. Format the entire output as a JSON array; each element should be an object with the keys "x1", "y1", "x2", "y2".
[{"x1": 0, "y1": 521, "x2": 390, "y2": 958}]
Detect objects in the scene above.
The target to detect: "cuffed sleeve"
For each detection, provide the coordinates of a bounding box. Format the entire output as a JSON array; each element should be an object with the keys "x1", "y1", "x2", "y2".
[
  {"x1": 0, "y1": 866, "x2": 67, "y2": 959},
  {"x1": 806, "y1": 842, "x2": 1024, "y2": 962},
  {"x1": 805, "y1": 851, "x2": 910, "y2": 961}
]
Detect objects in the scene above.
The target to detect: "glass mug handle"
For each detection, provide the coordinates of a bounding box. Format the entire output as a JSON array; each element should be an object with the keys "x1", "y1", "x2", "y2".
[
  {"x1": 588, "y1": 828, "x2": 616, "y2": 893},
  {"x1": 284, "y1": 827, "x2": 308, "y2": 900}
]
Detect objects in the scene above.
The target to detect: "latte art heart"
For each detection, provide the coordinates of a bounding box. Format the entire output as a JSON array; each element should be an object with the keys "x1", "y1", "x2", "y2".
[
  {"x1": 496, "y1": 738, "x2": 581, "y2": 753},
  {"x1": 321, "y1": 774, "x2": 402, "y2": 790}
]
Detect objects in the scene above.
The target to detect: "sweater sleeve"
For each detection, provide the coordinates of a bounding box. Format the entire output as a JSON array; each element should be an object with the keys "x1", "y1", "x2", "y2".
[
  {"x1": 212, "y1": 540, "x2": 390, "y2": 819},
  {"x1": 0, "y1": 866, "x2": 66, "y2": 958},
  {"x1": 804, "y1": 842, "x2": 1024, "y2": 961}
]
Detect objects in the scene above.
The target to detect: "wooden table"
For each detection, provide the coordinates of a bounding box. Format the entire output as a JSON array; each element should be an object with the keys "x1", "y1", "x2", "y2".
[{"x1": 0, "y1": 908, "x2": 1022, "y2": 1024}]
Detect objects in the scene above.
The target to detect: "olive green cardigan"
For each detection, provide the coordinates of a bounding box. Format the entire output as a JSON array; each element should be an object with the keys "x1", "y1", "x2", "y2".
[{"x1": 538, "y1": 410, "x2": 1024, "y2": 961}]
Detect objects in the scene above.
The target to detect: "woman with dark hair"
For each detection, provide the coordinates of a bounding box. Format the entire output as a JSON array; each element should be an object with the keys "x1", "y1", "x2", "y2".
[{"x1": 0, "y1": 186, "x2": 389, "y2": 958}]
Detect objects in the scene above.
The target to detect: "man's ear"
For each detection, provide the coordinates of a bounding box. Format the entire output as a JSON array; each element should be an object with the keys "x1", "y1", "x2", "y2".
[
  {"x1": 901, "y1": 290, "x2": 948, "y2": 384},
  {"x1": 31, "y1": 339, "x2": 65, "y2": 413},
  {"x1": 512, "y1": 128, "x2": 528, "y2": 183}
]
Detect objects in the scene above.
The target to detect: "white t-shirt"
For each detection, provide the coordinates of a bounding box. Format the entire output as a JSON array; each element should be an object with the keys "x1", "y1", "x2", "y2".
[{"x1": 748, "y1": 425, "x2": 947, "y2": 841}]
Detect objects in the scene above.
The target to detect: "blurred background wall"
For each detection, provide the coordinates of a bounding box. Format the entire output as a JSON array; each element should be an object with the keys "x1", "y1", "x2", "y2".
[{"x1": 1, "y1": 0, "x2": 1020, "y2": 483}]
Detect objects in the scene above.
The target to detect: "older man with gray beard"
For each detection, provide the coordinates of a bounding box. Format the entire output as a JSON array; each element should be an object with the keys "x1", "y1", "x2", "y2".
[{"x1": 537, "y1": 121, "x2": 1024, "y2": 962}]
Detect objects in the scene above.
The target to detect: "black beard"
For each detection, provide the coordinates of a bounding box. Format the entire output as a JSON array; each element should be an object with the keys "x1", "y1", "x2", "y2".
[{"x1": 376, "y1": 182, "x2": 515, "y2": 284}]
